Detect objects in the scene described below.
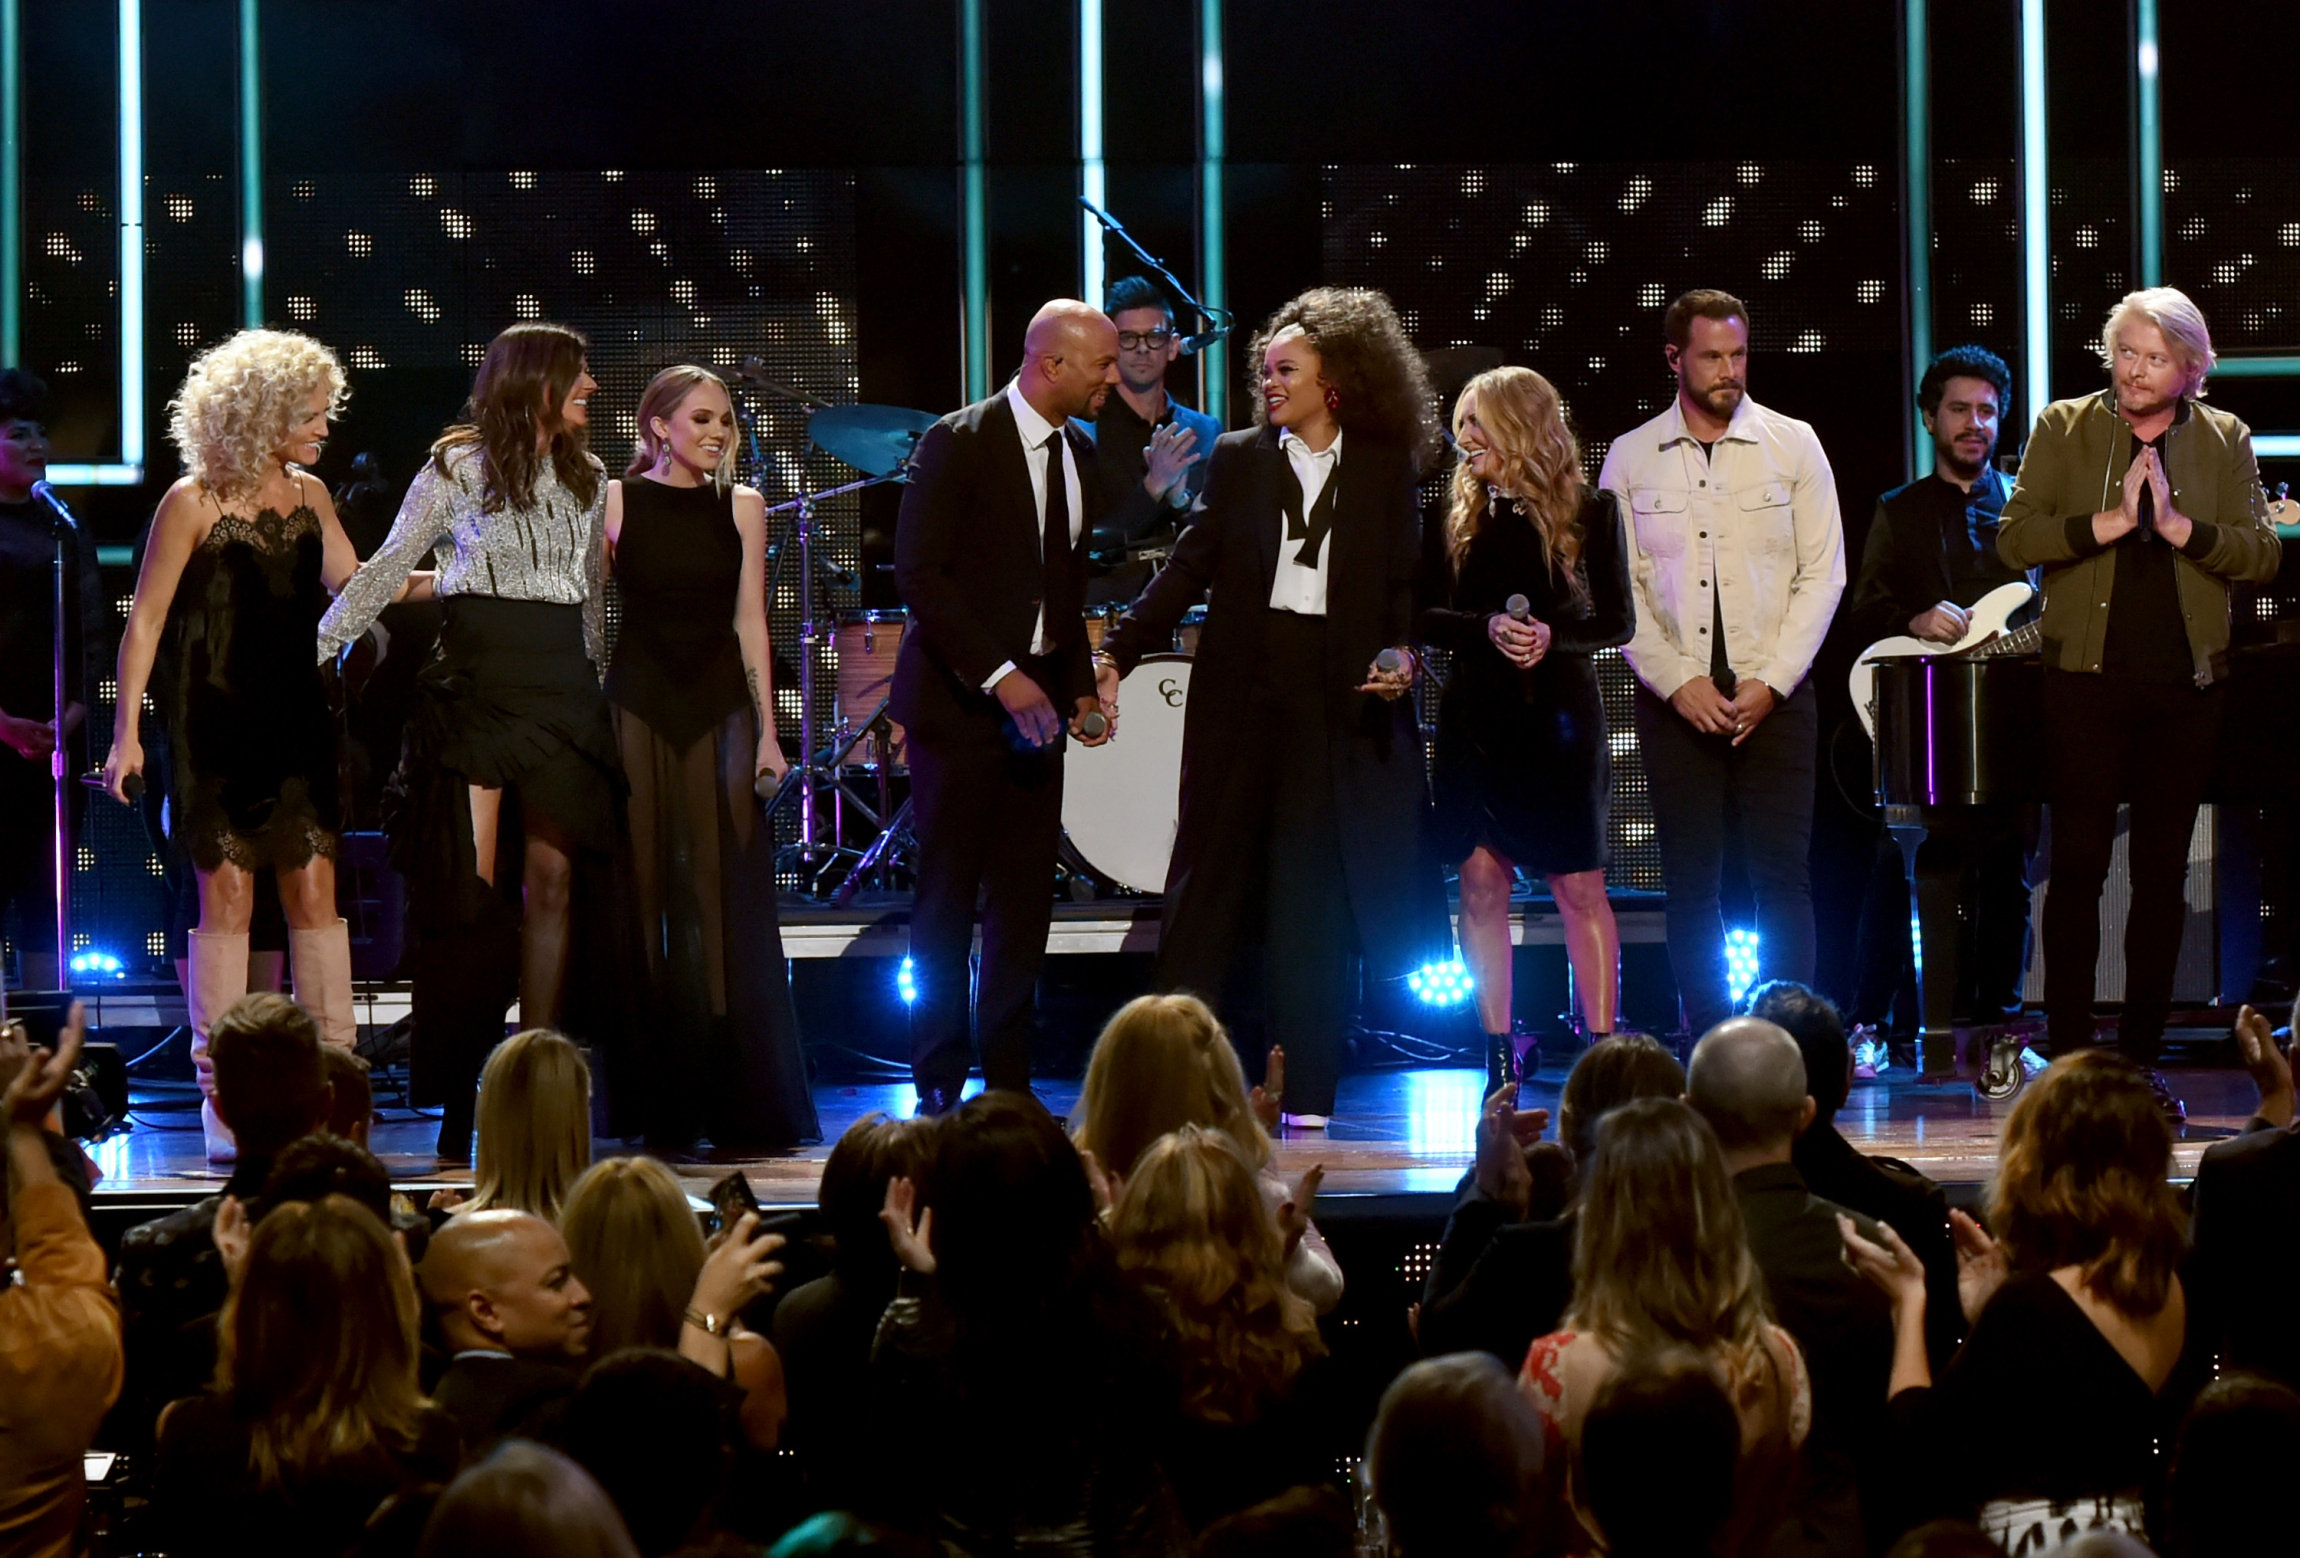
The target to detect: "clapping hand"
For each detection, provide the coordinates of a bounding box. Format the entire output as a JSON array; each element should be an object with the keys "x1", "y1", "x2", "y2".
[
  {"x1": 1839, "y1": 1212, "x2": 1928, "y2": 1314},
  {"x1": 1250, "y1": 1046, "x2": 1287, "y2": 1132},
  {"x1": 214, "y1": 1195, "x2": 252, "y2": 1290},
  {"x1": 1144, "y1": 423, "x2": 1200, "y2": 501},
  {"x1": 1, "y1": 999, "x2": 83, "y2": 1128},
  {"x1": 2234, "y1": 1003, "x2": 2296, "y2": 1127},
  {"x1": 1950, "y1": 1208, "x2": 2008, "y2": 1325},
  {"x1": 1276, "y1": 1163, "x2": 1324, "y2": 1255},
  {"x1": 1080, "y1": 1148, "x2": 1124, "y2": 1217},
  {"x1": 880, "y1": 1175, "x2": 936, "y2": 1275},
  {"x1": 1474, "y1": 1083, "x2": 1551, "y2": 1220}
]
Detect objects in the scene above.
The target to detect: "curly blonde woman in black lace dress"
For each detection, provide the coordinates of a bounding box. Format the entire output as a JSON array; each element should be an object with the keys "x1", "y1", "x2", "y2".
[{"x1": 108, "y1": 329, "x2": 397, "y2": 1160}]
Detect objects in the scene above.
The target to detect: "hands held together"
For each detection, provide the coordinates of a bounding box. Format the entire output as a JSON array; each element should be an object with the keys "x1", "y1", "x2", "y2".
[{"x1": 1670, "y1": 674, "x2": 1777, "y2": 746}]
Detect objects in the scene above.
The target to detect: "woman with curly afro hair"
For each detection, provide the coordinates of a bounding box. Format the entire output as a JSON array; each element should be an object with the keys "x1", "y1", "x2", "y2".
[
  {"x1": 107, "y1": 329, "x2": 384, "y2": 1160},
  {"x1": 1097, "y1": 287, "x2": 1449, "y2": 1126}
]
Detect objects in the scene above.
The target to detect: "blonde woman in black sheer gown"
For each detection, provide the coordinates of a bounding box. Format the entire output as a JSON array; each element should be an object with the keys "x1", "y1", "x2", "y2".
[{"x1": 603, "y1": 365, "x2": 817, "y2": 1149}]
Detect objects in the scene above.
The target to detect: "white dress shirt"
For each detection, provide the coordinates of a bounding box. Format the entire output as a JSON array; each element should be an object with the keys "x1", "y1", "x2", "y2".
[
  {"x1": 982, "y1": 378, "x2": 1086, "y2": 692},
  {"x1": 1268, "y1": 427, "x2": 1342, "y2": 616},
  {"x1": 1597, "y1": 393, "x2": 1845, "y2": 699}
]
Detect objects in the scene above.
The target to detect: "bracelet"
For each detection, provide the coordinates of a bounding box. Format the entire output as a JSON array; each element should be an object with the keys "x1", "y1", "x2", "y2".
[
  {"x1": 683, "y1": 1307, "x2": 724, "y2": 1337},
  {"x1": 1091, "y1": 649, "x2": 1119, "y2": 671}
]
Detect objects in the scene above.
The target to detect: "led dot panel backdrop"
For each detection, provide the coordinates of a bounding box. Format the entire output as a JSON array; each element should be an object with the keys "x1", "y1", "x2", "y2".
[{"x1": 1325, "y1": 161, "x2": 1903, "y2": 892}]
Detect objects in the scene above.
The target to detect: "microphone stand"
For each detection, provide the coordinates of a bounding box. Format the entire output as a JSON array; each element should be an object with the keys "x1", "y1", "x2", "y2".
[{"x1": 1077, "y1": 198, "x2": 1231, "y2": 339}]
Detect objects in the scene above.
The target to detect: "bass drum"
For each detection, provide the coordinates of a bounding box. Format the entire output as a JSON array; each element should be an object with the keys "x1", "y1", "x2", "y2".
[{"x1": 1062, "y1": 653, "x2": 1191, "y2": 895}]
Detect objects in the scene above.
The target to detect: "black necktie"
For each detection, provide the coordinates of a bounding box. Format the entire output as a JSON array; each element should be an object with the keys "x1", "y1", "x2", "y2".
[
  {"x1": 1042, "y1": 430, "x2": 1079, "y2": 648},
  {"x1": 1281, "y1": 452, "x2": 1339, "y2": 568}
]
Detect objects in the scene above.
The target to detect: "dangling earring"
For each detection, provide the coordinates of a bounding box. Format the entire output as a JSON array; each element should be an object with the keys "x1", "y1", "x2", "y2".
[{"x1": 1323, "y1": 383, "x2": 1341, "y2": 415}]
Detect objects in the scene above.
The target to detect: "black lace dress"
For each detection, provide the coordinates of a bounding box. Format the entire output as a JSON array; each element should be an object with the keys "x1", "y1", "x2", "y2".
[
  {"x1": 605, "y1": 477, "x2": 818, "y2": 1149},
  {"x1": 166, "y1": 506, "x2": 339, "y2": 872}
]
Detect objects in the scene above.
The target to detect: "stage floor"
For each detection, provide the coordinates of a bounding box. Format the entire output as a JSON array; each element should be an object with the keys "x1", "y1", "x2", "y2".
[{"x1": 83, "y1": 1053, "x2": 2267, "y2": 1213}]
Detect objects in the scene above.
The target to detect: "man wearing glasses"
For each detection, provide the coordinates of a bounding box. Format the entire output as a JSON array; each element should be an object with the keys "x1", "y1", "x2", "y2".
[{"x1": 1079, "y1": 275, "x2": 1223, "y2": 603}]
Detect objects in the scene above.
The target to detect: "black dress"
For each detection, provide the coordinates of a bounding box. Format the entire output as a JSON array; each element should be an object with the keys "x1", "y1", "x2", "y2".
[
  {"x1": 605, "y1": 477, "x2": 818, "y2": 1149},
  {"x1": 167, "y1": 505, "x2": 341, "y2": 872},
  {"x1": 1422, "y1": 489, "x2": 1632, "y2": 874}
]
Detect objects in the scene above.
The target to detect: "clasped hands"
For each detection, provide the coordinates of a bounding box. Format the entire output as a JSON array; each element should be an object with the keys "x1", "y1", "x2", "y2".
[
  {"x1": 1487, "y1": 612, "x2": 1554, "y2": 669},
  {"x1": 2095, "y1": 446, "x2": 2190, "y2": 549},
  {"x1": 1670, "y1": 674, "x2": 1777, "y2": 746}
]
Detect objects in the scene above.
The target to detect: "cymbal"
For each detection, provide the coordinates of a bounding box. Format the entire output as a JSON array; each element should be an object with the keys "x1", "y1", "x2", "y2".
[{"x1": 810, "y1": 404, "x2": 940, "y2": 478}]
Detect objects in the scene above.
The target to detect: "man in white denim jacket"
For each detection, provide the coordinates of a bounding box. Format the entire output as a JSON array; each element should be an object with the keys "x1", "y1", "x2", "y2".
[{"x1": 1599, "y1": 289, "x2": 1845, "y2": 1035}]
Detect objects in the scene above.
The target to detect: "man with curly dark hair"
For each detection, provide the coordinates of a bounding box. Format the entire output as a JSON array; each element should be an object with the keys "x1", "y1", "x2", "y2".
[
  {"x1": 1600, "y1": 289, "x2": 1845, "y2": 1039},
  {"x1": 1097, "y1": 287, "x2": 1449, "y2": 1126}
]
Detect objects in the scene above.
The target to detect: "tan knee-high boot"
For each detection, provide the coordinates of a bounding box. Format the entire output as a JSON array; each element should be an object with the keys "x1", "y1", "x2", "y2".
[
  {"x1": 290, "y1": 918, "x2": 358, "y2": 1052},
  {"x1": 187, "y1": 928, "x2": 251, "y2": 1163}
]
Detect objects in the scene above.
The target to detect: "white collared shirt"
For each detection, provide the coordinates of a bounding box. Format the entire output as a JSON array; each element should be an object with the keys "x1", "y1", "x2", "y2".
[
  {"x1": 982, "y1": 378, "x2": 1086, "y2": 691},
  {"x1": 1268, "y1": 427, "x2": 1342, "y2": 616},
  {"x1": 1597, "y1": 393, "x2": 1845, "y2": 698}
]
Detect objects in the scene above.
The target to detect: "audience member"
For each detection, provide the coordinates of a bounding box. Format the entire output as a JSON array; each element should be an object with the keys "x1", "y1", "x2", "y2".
[
  {"x1": 1109, "y1": 1125, "x2": 1328, "y2": 1528},
  {"x1": 1520, "y1": 1097, "x2": 1808, "y2": 1558},
  {"x1": 417, "y1": 1208, "x2": 593, "y2": 1451},
  {"x1": 1366, "y1": 1352, "x2": 1544, "y2": 1558},
  {"x1": 1191, "y1": 1486, "x2": 1354, "y2": 1558},
  {"x1": 1747, "y1": 979, "x2": 1962, "y2": 1367},
  {"x1": 114, "y1": 991, "x2": 330, "y2": 1447},
  {"x1": 0, "y1": 1003, "x2": 123, "y2": 1558},
  {"x1": 1881, "y1": 1522, "x2": 2006, "y2": 1558},
  {"x1": 869, "y1": 1090, "x2": 1186, "y2": 1554},
  {"x1": 1688, "y1": 1015, "x2": 1895, "y2": 1558},
  {"x1": 325, "y1": 1043, "x2": 376, "y2": 1145},
  {"x1": 2164, "y1": 1372, "x2": 2300, "y2": 1558},
  {"x1": 153, "y1": 1194, "x2": 459, "y2": 1557},
  {"x1": 560, "y1": 1155, "x2": 788, "y2": 1446},
  {"x1": 2186, "y1": 1000, "x2": 2300, "y2": 1390},
  {"x1": 1419, "y1": 1034, "x2": 1683, "y2": 1364},
  {"x1": 461, "y1": 1029, "x2": 593, "y2": 1223},
  {"x1": 558, "y1": 1349, "x2": 741, "y2": 1557},
  {"x1": 260, "y1": 1129, "x2": 396, "y2": 1225},
  {"x1": 1575, "y1": 1352, "x2": 1741, "y2": 1558},
  {"x1": 773, "y1": 1113, "x2": 934, "y2": 1508},
  {"x1": 1842, "y1": 1051, "x2": 2191, "y2": 1550},
  {"x1": 415, "y1": 1440, "x2": 639, "y2": 1558},
  {"x1": 1074, "y1": 993, "x2": 1343, "y2": 1311}
]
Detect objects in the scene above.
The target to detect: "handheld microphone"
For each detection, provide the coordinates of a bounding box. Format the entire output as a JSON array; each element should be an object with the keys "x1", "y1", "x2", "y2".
[
  {"x1": 754, "y1": 769, "x2": 784, "y2": 802},
  {"x1": 1078, "y1": 710, "x2": 1109, "y2": 740},
  {"x1": 30, "y1": 480, "x2": 79, "y2": 531},
  {"x1": 1375, "y1": 648, "x2": 1404, "y2": 675},
  {"x1": 1178, "y1": 326, "x2": 1231, "y2": 357},
  {"x1": 1504, "y1": 593, "x2": 1531, "y2": 622}
]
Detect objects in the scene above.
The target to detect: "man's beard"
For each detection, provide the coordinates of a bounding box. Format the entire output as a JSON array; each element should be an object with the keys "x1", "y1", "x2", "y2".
[
  {"x1": 1688, "y1": 379, "x2": 1742, "y2": 420},
  {"x1": 1938, "y1": 439, "x2": 1991, "y2": 480}
]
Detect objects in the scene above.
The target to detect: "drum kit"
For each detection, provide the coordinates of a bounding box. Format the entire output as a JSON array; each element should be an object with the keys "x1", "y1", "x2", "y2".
[{"x1": 738, "y1": 372, "x2": 1195, "y2": 905}]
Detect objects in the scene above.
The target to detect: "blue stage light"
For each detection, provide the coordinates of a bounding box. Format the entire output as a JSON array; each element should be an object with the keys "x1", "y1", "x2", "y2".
[
  {"x1": 1724, "y1": 927, "x2": 1762, "y2": 1004},
  {"x1": 896, "y1": 956, "x2": 917, "y2": 1006},
  {"x1": 69, "y1": 949, "x2": 125, "y2": 978},
  {"x1": 1409, "y1": 958, "x2": 1474, "y2": 1008}
]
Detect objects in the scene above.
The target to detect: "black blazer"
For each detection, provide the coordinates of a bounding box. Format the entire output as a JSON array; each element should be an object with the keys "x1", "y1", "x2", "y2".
[
  {"x1": 1101, "y1": 425, "x2": 1448, "y2": 976},
  {"x1": 2188, "y1": 1119, "x2": 2300, "y2": 1391},
  {"x1": 890, "y1": 389, "x2": 1101, "y2": 743}
]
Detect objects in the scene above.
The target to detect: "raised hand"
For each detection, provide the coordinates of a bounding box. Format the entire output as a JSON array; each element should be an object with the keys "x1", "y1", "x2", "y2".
[
  {"x1": 880, "y1": 1175, "x2": 936, "y2": 1275},
  {"x1": 1839, "y1": 1211, "x2": 1928, "y2": 1313},
  {"x1": 1080, "y1": 1147, "x2": 1123, "y2": 1217},
  {"x1": 1474, "y1": 1083, "x2": 1551, "y2": 1219},
  {"x1": 1276, "y1": 1163, "x2": 1324, "y2": 1254},
  {"x1": 2234, "y1": 1003, "x2": 2295, "y2": 1126},
  {"x1": 1, "y1": 1000, "x2": 84, "y2": 1126},
  {"x1": 214, "y1": 1195, "x2": 253, "y2": 1290},
  {"x1": 1144, "y1": 423, "x2": 1200, "y2": 500},
  {"x1": 1250, "y1": 1046, "x2": 1287, "y2": 1132},
  {"x1": 1949, "y1": 1208, "x2": 2008, "y2": 1325},
  {"x1": 692, "y1": 1210, "x2": 787, "y2": 1320}
]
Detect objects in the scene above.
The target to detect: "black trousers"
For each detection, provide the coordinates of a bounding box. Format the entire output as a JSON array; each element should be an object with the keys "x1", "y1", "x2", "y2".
[
  {"x1": 2041, "y1": 668, "x2": 2224, "y2": 1062},
  {"x1": 1158, "y1": 612, "x2": 1357, "y2": 1115},
  {"x1": 906, "y1": 669, "x2": 1067, "y2": 1098},
  {"x1": 1849, "y1": 811, "x2": 2031, "y2": 1031},
  {"x1": 1634, "y1": 680, "x2": 1818, "y2": 1037}
]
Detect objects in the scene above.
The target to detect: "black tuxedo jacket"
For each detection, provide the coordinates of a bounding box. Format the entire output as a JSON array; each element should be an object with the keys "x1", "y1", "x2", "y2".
[
  {"x1": 1100, "y1": 425, "x2": 1448, "y2": 977},
  {"x1": 2188, "y1": 1118, "x2": 2300, "y2": 1391},
  {"x1": 890, "y1": 389, "x2": 1101, "y2": 744}
]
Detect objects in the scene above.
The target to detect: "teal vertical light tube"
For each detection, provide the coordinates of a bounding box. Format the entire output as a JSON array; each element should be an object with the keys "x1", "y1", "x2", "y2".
[
  {"x1": 238, "y1": 0, "x2": 261, "y2": 325},
  {"x1": 2019, "y1": 0, "x2": 2049, "y2": 434},
  {"x1": 1198, "y1": 0, "x2": 1225, "y2": 425},
  {"x1": 1903, "y1": 0, "x2": 1931, "y2": 478},
  {"x1": 2134, "y1": 0, "x2": 2162, "y2": 288},
  {"x1": 1, "y1": 0, "x2": 19, "y2": 367},
  {"x1": 1078, "y1": 0, "x2": 1103, "y2": 306},
  {"x1": 959, "y1": 0, "x2": 988, "y2": 404}
]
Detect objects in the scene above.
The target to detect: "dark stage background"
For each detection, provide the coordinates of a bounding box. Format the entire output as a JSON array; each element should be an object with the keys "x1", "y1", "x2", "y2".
[{"x1": 16, "y1": 0, "x2": 2300, "y2": 1019}]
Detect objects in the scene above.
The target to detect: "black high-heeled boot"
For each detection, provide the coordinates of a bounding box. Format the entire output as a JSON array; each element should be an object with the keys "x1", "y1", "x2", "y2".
[{"x1": 1484, "y1": 1031, "x2": 1516, "y2": 1097}]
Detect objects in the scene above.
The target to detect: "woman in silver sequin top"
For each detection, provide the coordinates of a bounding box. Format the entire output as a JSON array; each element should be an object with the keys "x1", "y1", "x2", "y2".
[
  {"x1": 105, "y1": 329, "x2": 377, "y2": 1161},
  {"x1": 320, "y1": 321, "x2": 623, "y2": 1160}
]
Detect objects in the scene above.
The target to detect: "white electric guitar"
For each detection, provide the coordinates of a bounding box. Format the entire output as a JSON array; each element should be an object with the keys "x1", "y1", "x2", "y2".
[{"x1": 1849, "y1": 580, "x2": 2041, "y2": 740}]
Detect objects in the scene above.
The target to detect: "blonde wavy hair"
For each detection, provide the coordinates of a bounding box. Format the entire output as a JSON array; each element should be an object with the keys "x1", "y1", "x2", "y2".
[
  {"x1": 466, "y1": 1029, "x2": 593, "y2": 1225},
  {"x1": 1447, "y1": 366, "x2": 1589, "y2": 605},
  {"x1": 1110, "y1": 1126, "x2": 1322, "y2": 1424},
  {"x1": 216, "y1": 1194, "x2": 427, "y2": 1489},
  {"x1": 2099, "y1": 286, "x2": 2215, "y2": 398},
  {"x1": 561, "y1": 1156, "x2": 708, "y2": 1356},
  {"x1": 168, "y1": 328, "x2": 347, "y2": 503},
  {"x1": 1072, "y1": 994, "x2": 1271, "y2": 1179},
  {"x1": 628, "y1": 365, "x2": 738, "y2": 493},
  {"x1": 1567, "y1": 1099, "x2": 1773, "y2": 1382}
]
